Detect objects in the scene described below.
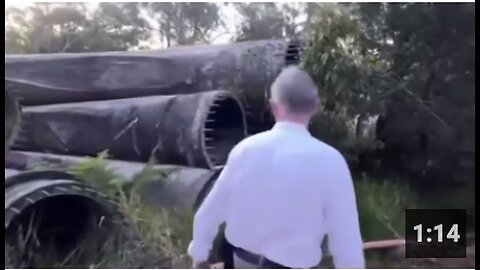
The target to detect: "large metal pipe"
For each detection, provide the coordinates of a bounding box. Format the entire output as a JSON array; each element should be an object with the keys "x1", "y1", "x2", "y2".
[
  {"x1": 13, "y1": 90, "x2": 247, "y2": 168},
  {"x1": 5, "y1": 152, "x2": 222, "y2": 267},
  {"x1": 6, "y1": 153, "x2": 236, "y2": 267},
  {"x1": 5, "y1": 80, "x2": 21, "y2": 153},
  {"x1": 5, "y1": 169, "x2": 121, "y2": 267},
  {"x1": 6, "y1": 151, "x2": 221, "y2": 210},
  {"x1": 5, "y1": 39, "x2": 302, "y2": 132}
]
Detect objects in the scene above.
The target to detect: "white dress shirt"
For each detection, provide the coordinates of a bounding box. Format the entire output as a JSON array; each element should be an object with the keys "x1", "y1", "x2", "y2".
[{"x1": 188, "y1": 121, "x2": 365, "y2": 268}]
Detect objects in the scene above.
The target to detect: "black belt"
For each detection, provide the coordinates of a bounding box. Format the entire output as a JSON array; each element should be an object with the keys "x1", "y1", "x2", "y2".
[{"x1": 233, "y1": 247, "x2": 290, "y2": 269}]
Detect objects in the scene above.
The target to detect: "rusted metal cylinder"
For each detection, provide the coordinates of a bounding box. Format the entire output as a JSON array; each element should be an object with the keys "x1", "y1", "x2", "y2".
[
  {"x1": 13, "y1": 90, "x2": 247, "y2": 168},
  {"x1": 5, "y1": 39, "x2": 302, "y2": 133},
  {"x1": 5, "y1": 80, "x2": 21, "y2": 154},
  {"x1": 4, "y1": 169, "x2": 120, "y2": 267},
  {"x1": 6, "y1": 151, "x2": 220, "y2": 210}
]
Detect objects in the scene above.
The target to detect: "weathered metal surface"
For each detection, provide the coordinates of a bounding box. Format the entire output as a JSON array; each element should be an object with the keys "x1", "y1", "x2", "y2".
[
  {"x1": 5, "y1": 153, "x2": 221, "y2": 267},
  {"x1": 5, "y1": 81, "x2": 21, "y2": 154},
  {"x1": 13, "y1": 91, "x2": 247, "y2": 168},
  {"x1": 6, "y1": 151, "x2": 221, "y2": 210},
  {"x1": 4, "y1": 169, "x2": 121, "y2": 267},
  {"x1": 6, "y1": 171, "x2": 96, "y2": 226},
  {"x1": 5, "y1": 169, "x2": 18, "y2": 179},
  {"x1": 5, "y1": 169, "x2": 115, "y2": 228},
  {"x1": 5, "y1": 39, "x2": 302, "y2": 132}
]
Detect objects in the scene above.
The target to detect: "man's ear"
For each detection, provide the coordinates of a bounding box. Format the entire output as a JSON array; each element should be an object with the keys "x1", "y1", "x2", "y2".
[
  {"x1": 311, "y1": 99, "x2": 321, "y2": 115},
  {"x1": 310, "y1": 99, "x2": 320, "y2": 116}
]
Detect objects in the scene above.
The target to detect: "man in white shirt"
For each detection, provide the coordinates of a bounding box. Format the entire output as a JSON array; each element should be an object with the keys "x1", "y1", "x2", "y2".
[{"x1": 188, "y1": 66, "x2": 365, "y2": 268}]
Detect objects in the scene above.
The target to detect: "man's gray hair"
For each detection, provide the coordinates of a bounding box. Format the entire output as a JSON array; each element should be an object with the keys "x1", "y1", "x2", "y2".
[{"x1": 270, "y1": 66, "x2": 319, "y2": 114}]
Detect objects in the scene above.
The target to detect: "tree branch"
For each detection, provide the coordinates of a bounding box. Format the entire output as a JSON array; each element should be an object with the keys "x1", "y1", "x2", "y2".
[{"x1": 61, "y1": 24, "x2": 97, "y2": 52}]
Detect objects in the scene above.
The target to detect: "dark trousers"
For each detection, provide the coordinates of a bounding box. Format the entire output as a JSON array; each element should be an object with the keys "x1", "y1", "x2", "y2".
[
  {"x1": 220, "y1": 237, "x2": 235, "y2": 268},
  {"x1": 221, "y1": 238, "x2": 289, "y2": 269}
]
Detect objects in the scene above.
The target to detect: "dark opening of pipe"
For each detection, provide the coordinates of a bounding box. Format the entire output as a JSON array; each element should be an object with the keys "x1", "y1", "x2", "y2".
[
  {"x1": 204, "y1": 95, "x2": 246, "y2": 168},
  {"x1": 6, "y1": 194, "x2": 112, "y2": 265}
]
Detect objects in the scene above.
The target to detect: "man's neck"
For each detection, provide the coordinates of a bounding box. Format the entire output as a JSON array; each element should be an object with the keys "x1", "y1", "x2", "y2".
[{"x1": 275, "y1": 116, "x2": 310, "y2": 127}]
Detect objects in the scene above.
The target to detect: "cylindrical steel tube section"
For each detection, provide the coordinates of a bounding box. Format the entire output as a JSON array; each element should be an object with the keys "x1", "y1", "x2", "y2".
[
  {"x1": 5, "y1": 40, "x2": 297, "y2": 106},
  {"x1": 6, "y1": 151, "x2": 220, "y2": 210},
  {"x1": 13, "y1": 91, "x2": 247, "y2": 168},
  {"x1": 5, "y1": 169, "x2": 120, "y2": 267},
  {"x1": 5, "y1": 40, "x2": 303, "y2": 133},
  {"x1": 5, "y1": 153, "x2": 226, "y2": 266}
]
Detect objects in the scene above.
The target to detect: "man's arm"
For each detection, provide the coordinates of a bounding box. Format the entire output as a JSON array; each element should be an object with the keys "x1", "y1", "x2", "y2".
[
  {"x1": 325, "y1": 156, "x2": 365, "y2": 269},
  {"x1": 188, "y1": 145, "x2": 242, "y2": 265}
]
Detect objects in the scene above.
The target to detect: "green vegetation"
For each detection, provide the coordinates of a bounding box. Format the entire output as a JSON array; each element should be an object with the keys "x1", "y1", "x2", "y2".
[
  {"x1": 303, "y1": 3, "x2": 475, "y2": 188},
  {"x1": 355, "y1": 178, "x2": 417, "y2": 241},
  {"x1": 303, "y1": 4, "x2": 475, "y2": 243},
  {"x1": 69, "y1": 152, "x2": 195, "y2": 268}
]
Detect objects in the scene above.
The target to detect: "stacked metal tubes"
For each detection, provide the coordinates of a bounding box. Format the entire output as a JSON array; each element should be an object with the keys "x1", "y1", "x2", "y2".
[{"x1": 4, "y1": 39, "x2": 302, "y2": 267}]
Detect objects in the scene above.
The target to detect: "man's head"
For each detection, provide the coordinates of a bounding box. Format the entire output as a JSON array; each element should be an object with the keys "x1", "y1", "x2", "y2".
[{"x1": 269, "y1": 66, "x2": 319, "y2": 125}]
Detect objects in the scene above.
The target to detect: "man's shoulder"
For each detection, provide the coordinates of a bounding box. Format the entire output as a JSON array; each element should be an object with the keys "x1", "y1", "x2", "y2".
[
  {"x1": 234, "y1": 130, "x2": 273, "y2": 150},
  {"x1": 229, "y1": 130, "x2": 280, "y2": 158},
  {"x1": 307, "y1": 137, "x2": 345, "y2": 161}
]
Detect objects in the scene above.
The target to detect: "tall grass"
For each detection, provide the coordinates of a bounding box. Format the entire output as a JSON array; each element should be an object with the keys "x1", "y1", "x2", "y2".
[
  {"x1": 70, "y1": 151, "x2": 195, "y2": 268},
  {"x1": 354, "y1": 178, "x2": 418, "y2": 241},
  {"x1": 416, "y1": 182, "x2": 476, "y2": 230}
]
